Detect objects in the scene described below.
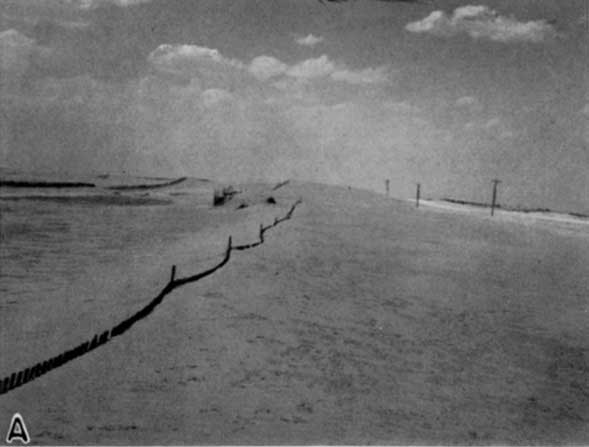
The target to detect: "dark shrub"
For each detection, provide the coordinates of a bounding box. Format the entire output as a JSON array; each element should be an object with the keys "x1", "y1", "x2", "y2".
[{"x1": 213, "y1": 186, "x2": 238, "y2": 206}]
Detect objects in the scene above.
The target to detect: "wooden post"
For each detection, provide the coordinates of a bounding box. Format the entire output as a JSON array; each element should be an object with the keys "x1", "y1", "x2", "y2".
[
  {"x1": 385, "y1": 179, "x2": 390, "y2": 197},
  {"x1": 490, "y1": 179, "x2": 501, "y2": 216},
  {"x1": 259, "y1": 223, "x2": 264, "y2": 242},
  {"x1": 416, "y1": 183, "x2": 421, "y2": 208},
  {"x1": 170, "y1": 265, "x2": 176, "y2": 283}
]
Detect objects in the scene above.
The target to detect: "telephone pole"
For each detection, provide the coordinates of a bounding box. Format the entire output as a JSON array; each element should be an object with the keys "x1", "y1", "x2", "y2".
[
  {"x1": 416, "y1": 183, "x2": 421, "y2": 208},
  {"x1": 490, "y1": 179, "x2": 501, "y2": 216},
  {"x1": 385, "y1": 179, "x2": 390, "y2": 197}
]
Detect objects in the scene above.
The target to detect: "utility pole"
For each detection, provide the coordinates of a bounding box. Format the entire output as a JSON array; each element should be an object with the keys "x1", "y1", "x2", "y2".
[
  {"x1": 385, "y1": 179, "x2": 390, "y2": 197},
  {"x1": 490, "y1": 179, "x2": 501, "y2": 216},
  {"x1": 586, "y1": 0, "x2": 589, "y2": 33},
  {"x1": 416, "y1": 183, "x2": 421, "y2": 208}
]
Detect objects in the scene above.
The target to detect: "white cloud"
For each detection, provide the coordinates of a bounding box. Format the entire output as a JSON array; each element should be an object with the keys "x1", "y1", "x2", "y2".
[
  {"x1": 148, "y1": 44, "x2": 243, "y2": 72},
  {"x1": 284, "y1": 54, "x2": 390, "y2": 84},
  {"x1": 147, "y1": 44, "x2": 247, "y2": 88},
  {"x1": 286, "y1": 54, "x2": 336, "y2": 79},
  {"x1": 295, "y1": 34, "x2": 324, "y2": 47},
  {"x1": 248, "y1": 55, "x2": 288, "y2": 81},
  {"x1": 407, "y1": 11, "x2": 449, "y2": 34},
  {"x1": 406, "y1": 5, "x2": 556, "y2": 43},
  {"x1": 149, "y1": 45, "x2": 390, "y2": 86}
]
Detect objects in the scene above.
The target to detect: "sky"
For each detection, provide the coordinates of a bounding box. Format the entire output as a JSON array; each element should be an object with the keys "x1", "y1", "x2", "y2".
[{"x1": 0, "y1": 0, "x2": 587, "y2": 212}]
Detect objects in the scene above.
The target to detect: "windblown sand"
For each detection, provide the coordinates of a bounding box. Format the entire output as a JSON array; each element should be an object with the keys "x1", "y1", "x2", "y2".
[{"x1": 1, "y1": 182, "x2": 589, "y2": 444}]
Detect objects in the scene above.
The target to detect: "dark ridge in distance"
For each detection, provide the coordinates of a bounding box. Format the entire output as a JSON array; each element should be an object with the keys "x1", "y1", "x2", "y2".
[
  {"x1": 0, "y1": 180, "x2": 96, "y2": 188},
  {"x1": 106, "y1": 177, "x2": 187, "y2": 191},
  {"x1": 0, "y1": 195, "x2": 171, "y2": 206},
  {"x1": 568, "y1": 211, "x2": 589, "y2": 219},
  {"x1": 442, "y1": 198, "x2": 496, "y2": 209}
]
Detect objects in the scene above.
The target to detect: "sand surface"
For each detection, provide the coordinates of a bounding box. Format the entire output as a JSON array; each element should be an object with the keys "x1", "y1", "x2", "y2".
[{"x1": 1, "y1": 182, "x2": 589, "y2": 444}]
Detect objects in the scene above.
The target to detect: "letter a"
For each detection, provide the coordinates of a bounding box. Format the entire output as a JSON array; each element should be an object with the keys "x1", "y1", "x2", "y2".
[{"x1": 6, "y1": 413, "x2": 29, "y2": 444}]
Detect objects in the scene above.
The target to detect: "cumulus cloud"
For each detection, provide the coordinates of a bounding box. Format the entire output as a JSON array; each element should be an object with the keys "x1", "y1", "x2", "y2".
[
  {"x1": 148, "y1": 44, "x2": 244, "y2": 73},
  {"x1": 295, "y1": 34, "x2": 324, "y2": 47},
  {"x1": 286, "y1": 54, "x2": 336, "y2": 79},
  {"x1": 150, "y1": 46, "x2": 390, "y2": 86},
  {"x1": 284, "y1": 54, "x2": 390, "y2": 84},
  {"x1": 147, "y1": 44, "x2": 247, "y2": 87},
  {"x1": 2, "y1": 36, "x2": 394, "y2": 179},
  {"x1": 406, "y1": 5, "x2": 556, "y2": 43},
  {"x1": 248, "y1": 55, "x2": 288, "y2": 81}
]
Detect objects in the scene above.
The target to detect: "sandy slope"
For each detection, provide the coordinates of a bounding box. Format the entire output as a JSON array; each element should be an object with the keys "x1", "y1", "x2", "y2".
[{"x1": 1, "y1": 182, "x2": 589, "y2": 444}]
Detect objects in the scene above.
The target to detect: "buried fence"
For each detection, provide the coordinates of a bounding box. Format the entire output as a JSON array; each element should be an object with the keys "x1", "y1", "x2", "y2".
[{"x1": 0, "y1": 199, "x2": 302, "y2": 396}]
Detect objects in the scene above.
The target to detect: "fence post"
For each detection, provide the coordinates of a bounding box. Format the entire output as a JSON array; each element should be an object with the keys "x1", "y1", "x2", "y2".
[
  {"x1": 416, "y1": 183, "x2": 421, "y2": 208},
  {"x1": 491, "y1": 179, "x2": 501, "y2": 216},
  {"x1": 14, "y1": 371, "x2": 23, "y2": 387},
  {"x1": 170, "y1": 265, "x2": 176, "y2": 283}
]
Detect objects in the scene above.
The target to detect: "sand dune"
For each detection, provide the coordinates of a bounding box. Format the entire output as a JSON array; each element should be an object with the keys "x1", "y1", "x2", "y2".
[{"x1": 1, "y1": 182, "x2": 588, "y2": 444}]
